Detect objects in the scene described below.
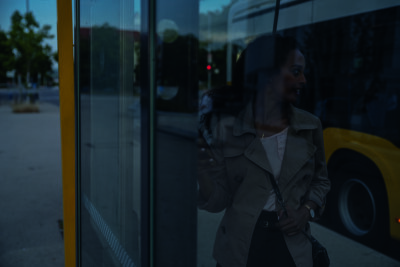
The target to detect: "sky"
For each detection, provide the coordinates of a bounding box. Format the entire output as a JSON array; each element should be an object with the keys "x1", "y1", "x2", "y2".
[{"x1": 0, "y1": 0, "x2": 231, "y2": 54}]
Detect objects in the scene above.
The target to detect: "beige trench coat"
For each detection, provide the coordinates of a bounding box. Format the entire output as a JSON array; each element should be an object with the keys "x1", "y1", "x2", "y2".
[{"x1": 198, "y1": 104, "x2": 331, "y2": 267}]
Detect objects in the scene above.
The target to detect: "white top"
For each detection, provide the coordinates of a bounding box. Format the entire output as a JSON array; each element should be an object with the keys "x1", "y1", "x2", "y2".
[{"x1": 260, "y1": 127, "x2": 288, "y2": 211}]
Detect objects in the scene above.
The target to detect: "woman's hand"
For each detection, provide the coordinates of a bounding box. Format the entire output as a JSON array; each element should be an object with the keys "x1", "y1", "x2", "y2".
[
  {"x1": 197, "y1": 136, "x2": 217, "y2": 201},
  {"x1": 276, "y1": 206, "x2": 310, "y2": 236}
]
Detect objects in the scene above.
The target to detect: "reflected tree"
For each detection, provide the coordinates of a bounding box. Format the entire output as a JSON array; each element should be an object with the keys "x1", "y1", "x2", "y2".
[
  {"x1": 79, "y1": 23, "x2": 137, "y2": 94},
  {"x1": 156, "y1": 33, "x2": 199, "y2": 112},
  {"x1": 0, "y1": 29, "x2": 14, "y2": 84}
]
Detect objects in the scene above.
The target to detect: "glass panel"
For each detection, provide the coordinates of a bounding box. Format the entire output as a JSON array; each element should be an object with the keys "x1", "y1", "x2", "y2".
[
  {"x1": 197, "y1": 2, "x2": 240, "y2": 267},
  {"x1": 197, "y1": 0, "x2": 400, "y2": 266},
  {"x1": 77, "y1": 0, "x2": 141, "y2": 266},
  {"x1": 153, "y1": 1, "x2": 199, "y2": 266},
  {"x1": 74, "y1": 0, "x2": 400, "y2": 265}
]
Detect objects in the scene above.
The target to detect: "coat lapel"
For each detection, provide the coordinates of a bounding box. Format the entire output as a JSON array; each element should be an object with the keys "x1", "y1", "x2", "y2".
[
  {"x1": 244, "y1": 137, "x2": 273, "y2": 175},
  {"x1": 233, "y1": 104, "x2": 274, "y2": 175},
  {"x1": 232, "y1": 103, "x2": 318, "y2": 190}
]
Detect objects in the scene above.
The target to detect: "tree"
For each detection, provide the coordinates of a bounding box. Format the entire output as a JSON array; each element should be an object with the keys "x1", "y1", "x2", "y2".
[
  {"x1": 0, "y1": 29, "x2": 14, "y2": 84},
  {"x1": 8, "y1": 10, "x2": 54, "y2": 87}
]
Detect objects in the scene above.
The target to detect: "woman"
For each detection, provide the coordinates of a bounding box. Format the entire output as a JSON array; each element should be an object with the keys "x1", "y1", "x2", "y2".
[{"x1": 198, "y1": 35, "x2": 331, "y2": 267}]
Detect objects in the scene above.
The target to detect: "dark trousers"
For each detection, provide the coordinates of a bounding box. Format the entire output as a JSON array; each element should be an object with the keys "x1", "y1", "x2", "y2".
[{"x1": 217, "y1": 211, "x2": 296, "y2": 267}]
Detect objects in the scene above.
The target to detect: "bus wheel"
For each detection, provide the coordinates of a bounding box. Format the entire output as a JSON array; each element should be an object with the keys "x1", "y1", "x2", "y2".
[{"x1": 333, "y1": 169, "x2": 389, "y2": 243}]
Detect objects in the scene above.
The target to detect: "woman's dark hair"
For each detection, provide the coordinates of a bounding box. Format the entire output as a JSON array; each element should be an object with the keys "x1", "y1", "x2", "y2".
[
  {"x1": 202, "y1": 34, "x2": 300, "y2": 118},
  {"x1": 230, "y1": 34, "x2": 300, "y2": 109},
  {"x1": 233, "y1": 34, "x2": 300, "y2": 90},
  {"x1": 274, "y1": 34, "x2": 299, "y2": 70}
]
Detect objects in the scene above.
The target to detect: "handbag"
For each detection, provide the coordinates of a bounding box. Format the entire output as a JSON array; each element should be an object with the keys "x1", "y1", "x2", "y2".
[
  {"x1": 267, "y1": 175, "x2": 330, "y2": 267},
  {"x1": 305, "y1": 233, "x2": 330, "y2": 267}
]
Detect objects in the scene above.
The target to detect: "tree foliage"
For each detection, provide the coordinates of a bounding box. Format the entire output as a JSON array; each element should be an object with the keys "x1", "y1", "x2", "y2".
[
  {"x1": 0, "y1": 29, "x2": 14, "y2": 84},
  {"x1": 5, "y1": 10, "x2": 54, "y2": 86}
]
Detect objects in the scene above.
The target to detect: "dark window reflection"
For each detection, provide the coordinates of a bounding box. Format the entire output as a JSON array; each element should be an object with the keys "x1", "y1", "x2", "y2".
[
  {"x1": 77, "y1": 0, "x2": 140, "y2": 266},
  {"x1": 197, "y1": 1, "x2": 400, "y2": 265}
]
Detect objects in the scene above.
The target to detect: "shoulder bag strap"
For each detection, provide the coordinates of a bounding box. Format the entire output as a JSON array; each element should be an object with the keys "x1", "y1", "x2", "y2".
[{"x1": 267, "y1": 174, "x2": 312, "y2": 240}]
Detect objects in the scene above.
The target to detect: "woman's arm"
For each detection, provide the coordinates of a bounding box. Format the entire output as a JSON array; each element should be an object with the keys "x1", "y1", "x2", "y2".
[
  {"x1": 306, "y1": 119, "x2": 331, "y2": 217},
  {"x1": 197, "y1": 121, "x2": 232, "y2": 213}
]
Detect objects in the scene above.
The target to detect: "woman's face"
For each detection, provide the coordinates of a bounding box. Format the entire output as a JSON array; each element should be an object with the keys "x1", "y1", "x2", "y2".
[{"x1": 274, "y1": 49, "x2": 307, "y2": 104}]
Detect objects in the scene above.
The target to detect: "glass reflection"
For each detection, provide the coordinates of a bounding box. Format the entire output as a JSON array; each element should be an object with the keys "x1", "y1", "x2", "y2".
[
  {"x1": 78, "y1": 0, "x2": 140, "y2": 266},
  {"x1": 198, "y1": 33, "x2": 330, "y2": 267},
  {"x1": 197, "y1": 0, "x2": 400, "y2": 265},
  {"x1": 152, "y1": 1, "x2": 199, "y2": 267},
  {"x1": 74, "y1": 0, "x2": 400, "y2": 265}
]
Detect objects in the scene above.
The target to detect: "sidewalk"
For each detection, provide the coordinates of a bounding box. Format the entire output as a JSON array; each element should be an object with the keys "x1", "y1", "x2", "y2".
[{"x1": 0, "y1": 102, "x2": 65, "y2": 266}]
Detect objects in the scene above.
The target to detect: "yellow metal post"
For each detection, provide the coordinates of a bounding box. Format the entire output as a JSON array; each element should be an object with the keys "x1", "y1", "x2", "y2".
[{"x1": 56, "y1": 0, "x2": 76, "y2": 266}]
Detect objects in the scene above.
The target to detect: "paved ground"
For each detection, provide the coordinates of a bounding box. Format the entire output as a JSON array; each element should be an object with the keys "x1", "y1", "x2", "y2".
[
  {"x1": 0, "y1": 102, "x2": 65, "y2": 266},
  {"x1": 0, "y1": 99, "x2": 399, "y2": 267},
  {"x1": 198, "y1": 211, "x2": 400, "y2": 267}
]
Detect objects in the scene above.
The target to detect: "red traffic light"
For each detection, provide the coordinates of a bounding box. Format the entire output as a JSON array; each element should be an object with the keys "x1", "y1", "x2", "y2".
[{"x1": 207, "y1": 65, "x2": 212, "y2": 70}]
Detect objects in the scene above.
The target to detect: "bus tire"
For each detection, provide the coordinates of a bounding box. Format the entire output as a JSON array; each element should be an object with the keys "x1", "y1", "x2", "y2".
[{"x1": 328, "y1": 165, "x2": 389, "y2": 245}]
